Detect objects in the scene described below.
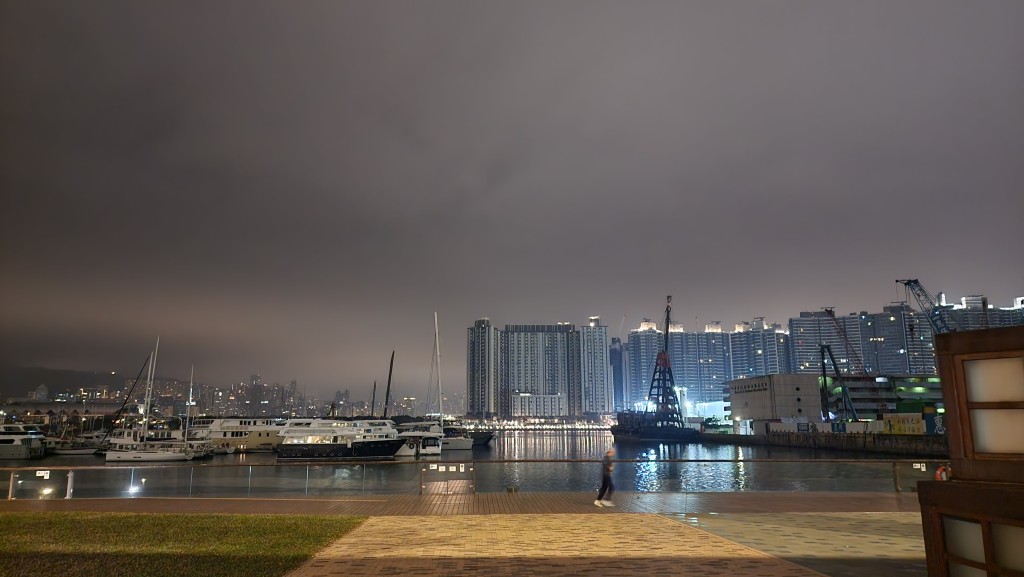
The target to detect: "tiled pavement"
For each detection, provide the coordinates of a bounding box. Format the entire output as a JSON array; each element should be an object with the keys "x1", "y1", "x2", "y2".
[
  {"x1": 680, "y1": 512, "x2": 926, "y2": 577},
  {"x1": 287, "y1": 514, "x2": 831, "y2": 577}
]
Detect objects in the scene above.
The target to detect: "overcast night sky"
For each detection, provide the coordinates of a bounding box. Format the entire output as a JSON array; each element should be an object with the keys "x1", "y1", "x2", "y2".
[{"x1": 1, "y1": 2, "x2": 1022, "y2": 402}]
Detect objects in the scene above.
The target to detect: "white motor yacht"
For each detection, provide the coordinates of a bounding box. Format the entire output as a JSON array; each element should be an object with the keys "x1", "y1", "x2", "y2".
[
  {"x1": 0, "y1": 423, "x2": 47, "y2": 459},
  {"x1": 395, "y1": 421, "x2": 443, "y2": 457}
]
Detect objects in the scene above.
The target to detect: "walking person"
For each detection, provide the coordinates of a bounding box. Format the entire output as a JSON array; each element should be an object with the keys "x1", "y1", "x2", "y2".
[{"x1": 594, "y1": 447, "x2": 615, "y2": 507}]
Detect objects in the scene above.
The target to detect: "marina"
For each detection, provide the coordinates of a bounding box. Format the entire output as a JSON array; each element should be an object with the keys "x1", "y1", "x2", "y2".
[{"x1": 2, "y1": 429, "x2": 943, "y2": 498}]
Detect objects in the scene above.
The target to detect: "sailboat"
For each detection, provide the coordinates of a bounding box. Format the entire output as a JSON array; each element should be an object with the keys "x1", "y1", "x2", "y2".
[
  {"x1": 106, "y1": 338, "x2": 194, "y2": 463},
  {"x1": 434, "y1": 312, "x2": 474, "y2": 451}
]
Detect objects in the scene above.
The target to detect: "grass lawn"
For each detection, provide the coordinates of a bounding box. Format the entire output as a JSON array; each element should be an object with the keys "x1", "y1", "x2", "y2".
[{"x1": 0, "y1": 512, "x2": 365, "y2": 577}]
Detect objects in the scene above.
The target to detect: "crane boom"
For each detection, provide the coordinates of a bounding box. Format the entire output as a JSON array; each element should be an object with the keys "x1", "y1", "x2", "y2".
[
  {"x1": 819, "y1": 344, "x2": 858, "y2": 421},
  {"x1": 823, "y1": 307, "x2": 867, "y2": 375},
  {"x1": 896, "y1": 279, "x2": 954, "y2": 334}
]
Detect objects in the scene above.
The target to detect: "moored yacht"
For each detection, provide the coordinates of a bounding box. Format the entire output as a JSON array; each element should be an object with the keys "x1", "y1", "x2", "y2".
[
  {"x1": 440, "y1": 427, "x2": 475, "y2": 451},
  {"x1": 104, "y1": 339, "x2": 194, "y2": 463},
  {"x1": 276, "y1": 418, "x2": 405, "y2": 460},
  {"x1": 0, "y1": 423, "x2": 47, "y2": 459},
  {"x1": 395, "y1": 421, "x2": 443, "y2": 457},
  {"x1": 187, "y1": 417, "x2": 293, "y2": 453}
]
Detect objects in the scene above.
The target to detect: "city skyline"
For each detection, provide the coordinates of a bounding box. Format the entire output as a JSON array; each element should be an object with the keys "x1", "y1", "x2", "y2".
[
  {"x1": 3, "y1": 290, "x2": 1021, "y2": 403},
  {"x1": 2, "y1": 2, "x2": 1022, "y2": 400}
]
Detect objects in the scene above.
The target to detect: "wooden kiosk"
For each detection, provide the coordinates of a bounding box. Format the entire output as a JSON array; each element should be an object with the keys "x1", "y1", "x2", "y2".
[{"x1": 918, "y1": 325, "x2": 1024, "y2": 576}]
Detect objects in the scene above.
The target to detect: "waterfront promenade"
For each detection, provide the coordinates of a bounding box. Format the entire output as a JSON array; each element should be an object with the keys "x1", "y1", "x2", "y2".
[{"x1": 1, "y1": 491, "x2": 926, "y2": 577}]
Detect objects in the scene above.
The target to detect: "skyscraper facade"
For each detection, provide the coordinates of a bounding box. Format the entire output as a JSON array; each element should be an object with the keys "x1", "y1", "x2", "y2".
[
  {"x1": 788, "y1": 311, "x2": 869, "y2": 375},
  {"x1": 580, "y1": 316, "x2": 613, "y2": 415},
  {"x1": 609, "y1": 337, "x2": 625, "y2": 412},
  {"x1": 624, "y1": 321, "x2": 662, "y2": 409},
  {"x1": 466, "y1": 318, "x2": 502, "y2": 419},
  {"x1": 674, "y1": 323, "x2": 732, "y2": 404},
  {"x1": 861, "y1": 304, "x2": 936, "y2": 375},
  {"x1": 503, "y1": 323, "x2": 582, "y2": 417},
  {"x1": 730, "y1": 318, "x2": 791, "y2": 380}
]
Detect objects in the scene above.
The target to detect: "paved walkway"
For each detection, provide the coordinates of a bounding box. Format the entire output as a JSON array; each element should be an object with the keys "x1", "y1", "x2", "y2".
[
  {"x1": 288, "y1": 514, "x2": 832, "y2": 577},
  {"x1": 0, "y1": 491, "x2": 927, "y2": 577}
]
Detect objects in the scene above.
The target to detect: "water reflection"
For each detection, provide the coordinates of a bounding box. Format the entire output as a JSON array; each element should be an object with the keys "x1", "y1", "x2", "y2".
[{"x1": 3, "y1": 430, "x2": 938, "y2": 495}]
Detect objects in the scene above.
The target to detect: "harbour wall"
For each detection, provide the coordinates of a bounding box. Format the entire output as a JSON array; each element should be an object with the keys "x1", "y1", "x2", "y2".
[{"x1": 699, "y1": 432, "x2": 949, "y2": 457}]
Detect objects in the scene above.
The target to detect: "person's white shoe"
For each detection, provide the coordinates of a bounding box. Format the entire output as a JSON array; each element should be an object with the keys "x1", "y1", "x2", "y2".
[
  {"x1": 594, "y1": 500, "x2": 603, "y2": 507},
  {"x1": 602, "y1": 500, "x2": 614, "y2": 507}
]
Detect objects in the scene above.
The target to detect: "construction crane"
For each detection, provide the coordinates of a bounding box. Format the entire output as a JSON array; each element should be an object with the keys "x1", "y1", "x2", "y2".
[
  {"x1": 895, "y1": 279, "x2": 956, "y2": 334},
  {"x1": 821, "y1": 307, "x2": 880, "y2": 418},
  {"x1": 819, "y1": 344, "x2": 858, "y2": 422},
  {"x1": 823, "y1": 307, "x2": 868, "y2": 375}
]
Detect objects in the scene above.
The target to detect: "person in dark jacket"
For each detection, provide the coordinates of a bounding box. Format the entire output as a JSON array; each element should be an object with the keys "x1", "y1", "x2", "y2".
[{"x1": 594, "y1": 448, "x2": 615, "y2": 507}]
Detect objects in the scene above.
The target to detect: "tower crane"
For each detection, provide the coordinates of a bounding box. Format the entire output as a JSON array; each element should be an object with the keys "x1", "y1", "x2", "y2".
[{"x1": 895, "y1": 279, "x2": 956, "y2": 334}]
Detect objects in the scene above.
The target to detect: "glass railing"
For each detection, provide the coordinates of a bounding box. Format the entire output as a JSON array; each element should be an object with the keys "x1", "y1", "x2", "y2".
[{"x1": 1, "y1": 458, "x2": 948, "y2": 500}]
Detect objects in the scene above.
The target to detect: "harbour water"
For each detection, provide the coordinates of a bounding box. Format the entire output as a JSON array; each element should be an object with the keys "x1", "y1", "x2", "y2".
[{"x1": 2, "y1": 430, "x2": 941, "y2": 496}]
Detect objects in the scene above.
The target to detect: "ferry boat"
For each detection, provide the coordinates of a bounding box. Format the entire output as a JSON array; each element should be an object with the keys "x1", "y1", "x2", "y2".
[
  {"x1": 0, "y1": 423, "x2": 47, "y2": 459},
  {"x1": 276, "y1": 418, "x2": 405, "y2": 461}
]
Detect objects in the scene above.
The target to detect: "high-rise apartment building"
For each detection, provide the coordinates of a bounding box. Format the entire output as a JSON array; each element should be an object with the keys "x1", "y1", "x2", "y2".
[
  {"x1": 674, "y1": 323, "x2": 732, "y2": 404},
  {"x1": 861, "y1": 304, "x2": 936, "y2": 375},
  {"x1": 937, "y1": 295, "x2": 1024, "y2": 331},
  {"x1": 467, "y1": 317, "x2": 615, "y2": 420},
  {"x1": 788, "y1": 311, "x2": 870, "y2": 375},
  {"x1": 624, "y1": 321, "x2": 662, "y2": 409},
  {"x1": 466, "y1": 318, "x2": 502, "y2": 419},
  {"x1": 730, "y1": 318, "x2": 791, "y2": 380},
  {"x1": 504, "y1": 323, "x2": 582, "y2": 417},
  {"x1": 580, "y1": 316, "x2": 613, "y2": 415},
  {"x1": 609, "y1": 337, "x2": 625, "y2": 412}
]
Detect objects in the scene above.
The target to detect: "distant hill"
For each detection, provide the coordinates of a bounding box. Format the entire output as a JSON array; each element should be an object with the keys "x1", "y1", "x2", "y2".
[{"x1": 0, "y1": 365, "x2": 124, "y2": 398}]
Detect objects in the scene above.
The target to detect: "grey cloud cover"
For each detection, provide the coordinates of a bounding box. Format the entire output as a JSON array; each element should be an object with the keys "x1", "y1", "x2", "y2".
[{"x1": 2, "y1": 1, "x2": 1022, "y2": 400}]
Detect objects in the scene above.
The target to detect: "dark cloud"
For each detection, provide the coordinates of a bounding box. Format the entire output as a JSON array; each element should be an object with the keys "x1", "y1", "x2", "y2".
[{"x1": 2, "y1": 1, "x2": 1022, "y2": 400}]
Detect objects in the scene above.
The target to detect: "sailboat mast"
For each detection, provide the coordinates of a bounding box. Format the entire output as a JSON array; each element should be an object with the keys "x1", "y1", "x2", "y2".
[
  {"x1": 370, "y1": 381, "x2": 377, "y2": 418},
  {"x1": 434, "y1": 312, "x2": 443, "y2": 426},
  {"x1": 383, "y1": 351, "x2": 394, "y2": 419},
  {"x1": 185, "y1": 365, "x2": 194, "y2": 451},
  {"x1": 142, "y1": 337, "x2": 160, "y2": 449}
]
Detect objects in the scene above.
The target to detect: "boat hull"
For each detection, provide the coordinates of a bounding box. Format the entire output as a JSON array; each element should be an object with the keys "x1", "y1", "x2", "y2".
[
  {"x1": 470, "y1": 431, "x2": 496, "y2": 446},
  {"x1": 276, "y1": 438, "x2": 405, "y2": 461},
  {"x1": 395, "y1": 434, "x2": 442, "y2": 457},
  {"x1": 51, "y1": 447, "x2": 101, "y2": 456},
  {"x1": 441, "y1": 436, "x2": 474, "y2": 451},
  {"x1": 105, "y1": 449, "x2": 192, "y2": 462},
  {"x1": 610, "y1": 425, "x2": 700, "y2": 443}
]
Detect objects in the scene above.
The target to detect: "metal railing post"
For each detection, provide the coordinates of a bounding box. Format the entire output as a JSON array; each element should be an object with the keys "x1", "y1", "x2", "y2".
[
  {"x1": 65, "y1": 470, "x2": 74, "y2": 499},
  {"x1": 419, "y1": 466, "x2": 424, "y2": 496},
  {"x1": 471, "y1": 462, "x2": 476, "y2": 494},
  {"x1": 8, "y1": 473, "x2": 16, "y2": 500},
  {"x1": 892, "y1": 461, "x2": 902, "y2": 492}
]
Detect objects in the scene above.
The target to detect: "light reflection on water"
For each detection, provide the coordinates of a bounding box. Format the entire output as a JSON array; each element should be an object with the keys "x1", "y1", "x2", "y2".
[
  {"x1": 485, "y1": 430, "x2": 910, "y2": 492},
  {"x1": 6, "y1": 430, "x2": 938, "y2": 494}
]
